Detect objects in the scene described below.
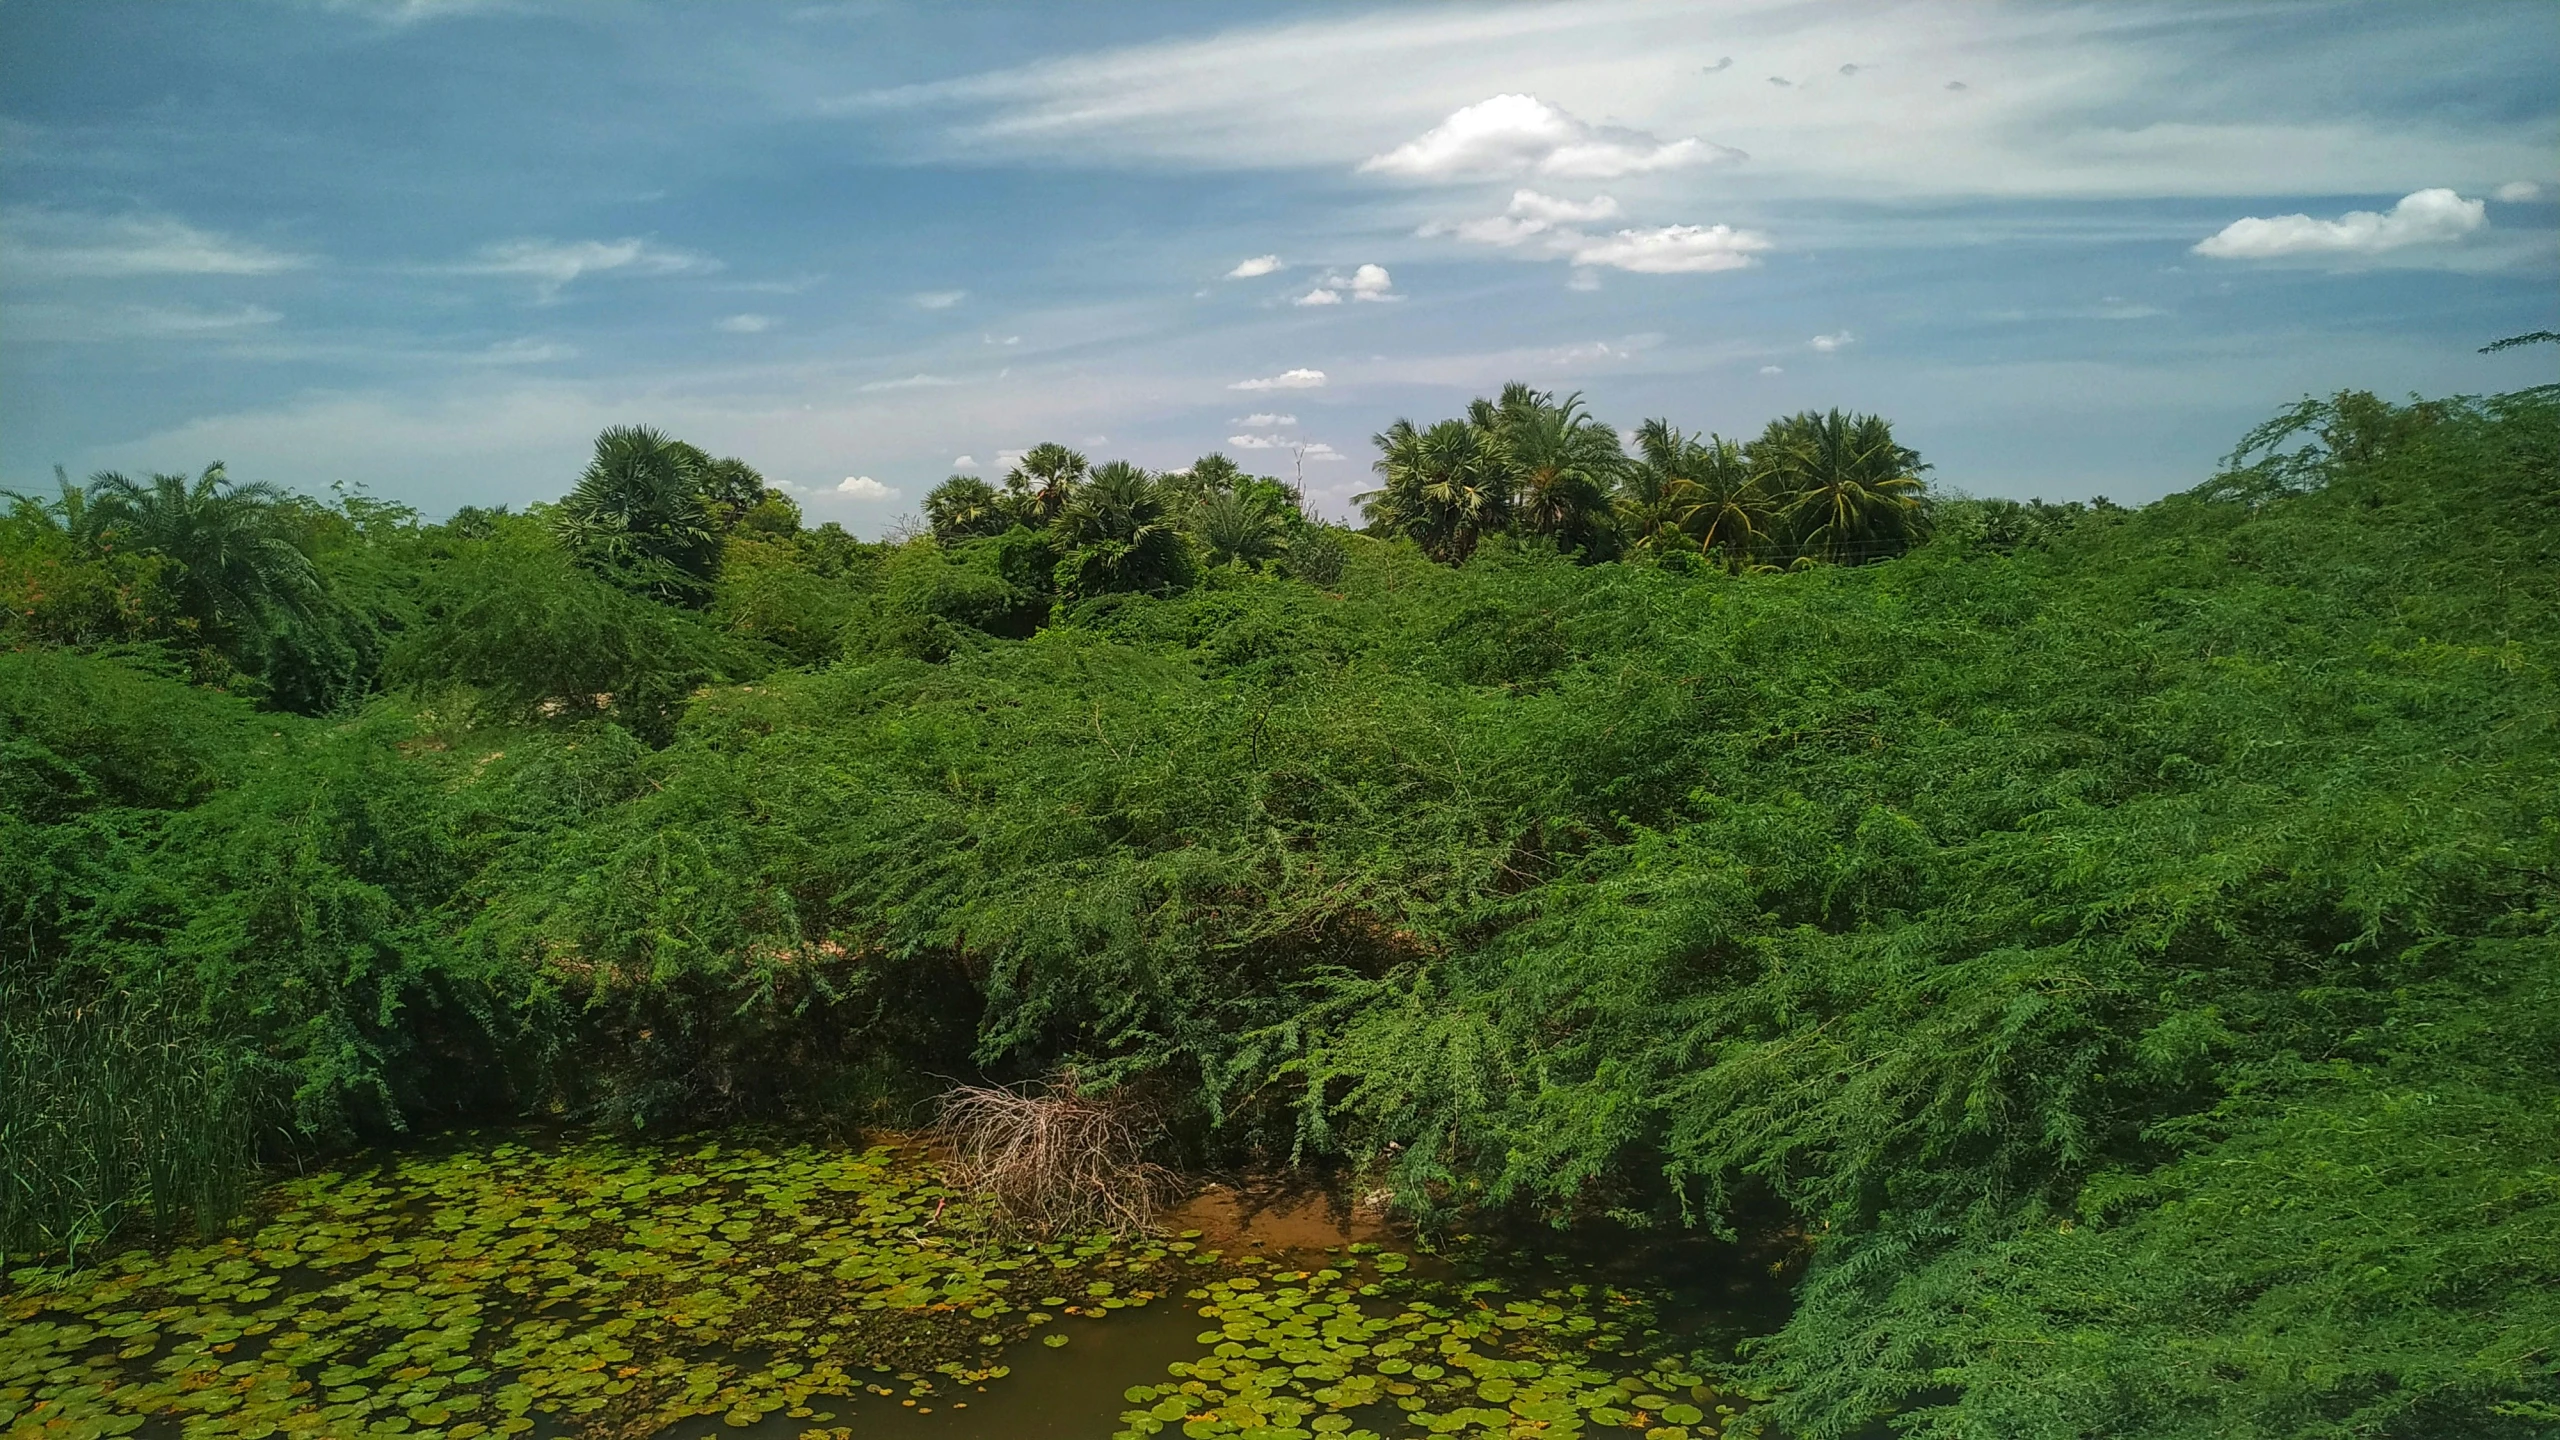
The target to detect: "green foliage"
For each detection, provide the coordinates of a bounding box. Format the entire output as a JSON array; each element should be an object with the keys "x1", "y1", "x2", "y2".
[
  {"x1": 552, "y1": 424, "x2": 725, "y2": 605},
  {"x1": 0, "y1": 979, "x2": 262, "y2": 1263},
  {"x1": 5, "y1": 386, "x2": 2554, "y2": 1438},
  {"x1": 391, "y1": 524, "x2": 730, "y2": 742}
]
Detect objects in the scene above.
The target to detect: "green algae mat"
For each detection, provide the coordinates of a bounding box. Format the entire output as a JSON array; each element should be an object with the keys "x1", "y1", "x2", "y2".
[{"x1": 2, "y1": 1135, "x2": 1751, "y2": 1440}]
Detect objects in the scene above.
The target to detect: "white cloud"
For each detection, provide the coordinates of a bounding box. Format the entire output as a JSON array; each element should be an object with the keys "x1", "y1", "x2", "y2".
[
  {"x1": 1809, "y1": 331, "x2": 1855, "y2": 351},
  {"x1": 1300, "y1": 442, "x2": 1347, "y2": 462},
  {"x1": 1228, "y1": 433, "x2": 1287, "y2": 449},
  {"x1": 1507, "y1": 189, "x2": 1620, "y2": 224},
  {"x1": 1294, "y1": 287, "x2": 1343, "y2": 306},
  {"x1": 1566, "y1": 269, "x2": 1601, "y2": 292},
  {"x1": 1359, "y1": 93, "x2": 1738, "y2": 181},
  {"x1": 453, "y1": 237, "x2": 718, "y2": 299},
  {"x1": 2192, "y1": 187, "x2": 2486, "y2": 259},
  {"x1": 3, "y1": 209, "x2": 313, "y2": 277},
  {"x1": 985, "y1": 333, "x2": 1021, "y2": 344},
  {"x1": 2494, "y1": 180, "x2": 2543, "y2": 202},
  {"x1": 912, "y1": 289, "x2": 968, "y2": 308},
  {"x1": 1759, "y1": 364, "x2": 1785, "y2": 374},
  {"x1": 8, "y1": 301, "x2": 285, "y2": 342},
  {"x1": 718, "y1": 313, "x2": 774, "y2": 332},
  {"x1": 1232, "y1": 412, "x2": 1295, "y2": 427},
  {"x1": 1227, "y1": 254, "x2": 1283, "y2": 277},
  {"x1": 951, "y1": 454, "x2": 977, "y2": 468},
  {"x1": 1570, "y1": 224, "x2": 1772, "y2": 273},
  {"x1": 1349, "y1": 262, "x2": 1395, "y2": 301},
  {"x1": 859, "y1": 373, "x2": 960, "y2": 391},
  {"x1": 474, "y1": 337, "x2": 577, "y2": 365},
  {"x1": 836, "y1": 3, "x2": 2551, "y2": 201},
  {"x1": 1228, "y1": 367, "x2": 1327, "y2": 390},
  {"x1": 836, "y1": 476, "x2": 899, "y2": 500}
]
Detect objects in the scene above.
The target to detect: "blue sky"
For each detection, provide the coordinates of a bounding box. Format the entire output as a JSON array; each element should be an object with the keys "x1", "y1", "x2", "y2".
[{"x1": 3, "y1": 0, "x2": 2554, "y2": 529}]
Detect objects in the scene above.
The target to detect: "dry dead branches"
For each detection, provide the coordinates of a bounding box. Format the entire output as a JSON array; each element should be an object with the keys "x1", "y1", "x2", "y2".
[{"x1": 932, "y1": 1076, "x2": 1176, "y2": 1237}]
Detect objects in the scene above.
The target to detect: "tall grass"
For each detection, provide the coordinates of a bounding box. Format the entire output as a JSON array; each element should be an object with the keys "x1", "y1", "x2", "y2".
[{"x1": 0, "y1": 979, "x2": 263, "y2": 1265}]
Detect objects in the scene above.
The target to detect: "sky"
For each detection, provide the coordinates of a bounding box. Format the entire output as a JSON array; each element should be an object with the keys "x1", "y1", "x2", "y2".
[{"x1": 3, "y1": 0, "x2": 2554, "y2": 530}]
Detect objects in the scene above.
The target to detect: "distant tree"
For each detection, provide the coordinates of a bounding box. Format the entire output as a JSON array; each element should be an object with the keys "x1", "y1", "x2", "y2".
[
  {"x1": 1486, "y1": 386, "x2": 1624, "y2": 558},
  {"x1": 1752, "y1": 409, "x2": 1931, "y2": 564},
  {"x1": 1166, "y1": 452, "x2": 1249, "y2": 509},
  {"x1": 554, "y1": 426, "x2": 722, "y2": 605},
  {"x1": 1004, "y1": 443, "x2": 1089, "y2": 527},
  {"x1": 924, "y1": 475, "x2": 1012, "y2": 544},
  {"x1": 1054, "y1": 460, "x2": 1192, "y2": 598},
  {"x1": 1189, "y1": 486, "x2": 1289, "y2": 569},
  {"x1": 1362, "y1": 418, "x2": 1508, "y2": 564},
  {"x1": 82, "y1": 463, "x2": 319, "y2": 646}
]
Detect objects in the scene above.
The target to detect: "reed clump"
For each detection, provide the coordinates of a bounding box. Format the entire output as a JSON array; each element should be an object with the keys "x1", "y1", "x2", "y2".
[
  {"x1": 0, "y1": 979, "x2": 263, "y2": 1265},
  {"x1": 932, "y1": 1076, "x2": 1176, "y2": 1237}
]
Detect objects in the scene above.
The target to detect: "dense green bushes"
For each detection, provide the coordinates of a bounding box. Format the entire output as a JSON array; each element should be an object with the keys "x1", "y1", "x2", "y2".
[{"x1": 4, "y1": 387, "x2": 2555, "y2": 1437}]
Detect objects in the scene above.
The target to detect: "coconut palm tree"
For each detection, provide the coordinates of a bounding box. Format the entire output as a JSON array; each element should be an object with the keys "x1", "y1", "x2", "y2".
[
  {"x1": 82, "y1": 462, "x2": 318, "y2": 642},
  {"x1": 1621, "y1": 418, "x2": 1700, "y2": 557},
  {"x1": 1752, "y1": 409, "x2": 1931, "y2": 565},
  {"x1": 1360, "y1": 417, "x2": 1508, "y2": 564},
  {"x1": 1005, "y1": 443, "x2": 1089, "y2": 527},
  {"x1": 553, "y1": 425, "x2": 722, "y2": 604},
  {"x1": 1495, "y1": 389, "x2": 1624, "y2": 557},
  {"x1": 1054, "y1": 460, "x2": 1191, "y2": 597}
]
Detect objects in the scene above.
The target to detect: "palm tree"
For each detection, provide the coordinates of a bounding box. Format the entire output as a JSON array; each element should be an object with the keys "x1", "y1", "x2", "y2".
[
  {"x1": 1618, "y1": 418, "x2": 1695, "y2": 557},
  {"x1": 924, "y1": 475, "x2": 1011, "y2": 544},
  {"x1": 553, "y1": 425, "x2": 722, "y2": 604},
  {"x1": 1004, "y1": 443, "x2": 1089, "y2": 527},
  {"x1": 1360, "y1": 417, "x2": 1508, "y2": 564},
  {"x1": 1494, "y1": 389, "x2": 1624, "y2": 557},
  {"x1": 1055, "y1": 460, "x2": 1192, "y2": 597},
  {"x1": 1188, "y1": 486, "x2": 1288, "y2": 569},
  {"x1": 1752, "y1": 410, "x2": 1931, "y2": 565},
  {"x1": 82, "y1": 462, "x2": 318, "y2": 642},
  {"x1": 1670, "y1": 432, "x2": 1771, "y2": 573}
]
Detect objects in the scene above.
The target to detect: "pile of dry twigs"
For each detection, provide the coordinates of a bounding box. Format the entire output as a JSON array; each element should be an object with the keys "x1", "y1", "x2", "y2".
[{"x1": 932, "y1": 1076, "x2": 1176, "y2": 1237}]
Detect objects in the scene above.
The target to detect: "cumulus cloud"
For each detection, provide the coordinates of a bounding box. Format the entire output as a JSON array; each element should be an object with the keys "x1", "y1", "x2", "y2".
[
  {"x1": 2494, "y1": 181, "x2": 2543, "y2": 202},
  {"x1": 836, "y1": 476, "x2": 899, "y2": 500},
  {"x1": 1809, "y1": 331, "x2": 1855, "y2": 351},
  {"x1": 452, "y1": 237, "x2": 718, "y2": 299},
  {"x1": 1227, "y1": 254, "x2": 1283, "y2": 277},
  {"x1": 717, "y1": 313, "x2": 774, "y2": 332},
  {"x1": 951, "y1": 454, "x2": 977, "y2": 468},
  {"x1": 912, "y1": 289, "x2": 968, "y2": 308},
  {"x1": 1433, "y1": 190, "x2": 1622, "y2": 251},
  {"x1": 1759, "y1": 364, "x2": 1785, "y2": 374},
  {"x1": 2192, "y1": 187, "x2": 2485, "y2": 259},
  {"x1": 1358, "y1": 94, "x2": 1739, "y2": 181},
  {"x1": 1229, "y1": 367, "x2": 1327, "y2": 390},
  {"x1": 1570, "y1": 224, "x2": 1771, "y2": 273},
  {"x1": 1348, "y1": 262, "x2": 1395, "y2": 300},
  {"x1": 1232, "y1": 412, "x2": 1295, "y2": 427},
  {"x1": 1294, "y1": 287, "x2": 1343, "y2": 306},
  {"x1": 1227, "y1": 433, "x2": 1288, "y2": 449},
  {"x1": 1300, "y1": 442, "x2": 1346, "y2": 462}
]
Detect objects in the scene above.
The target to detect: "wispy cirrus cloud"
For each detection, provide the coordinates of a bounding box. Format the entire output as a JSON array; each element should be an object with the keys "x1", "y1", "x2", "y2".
[
  {"x1": 449, "y1": 237, "x2": 718, "y2": 300},
  {"x1": 3, "y1": 209, "x2": 314, "y2": 278}
]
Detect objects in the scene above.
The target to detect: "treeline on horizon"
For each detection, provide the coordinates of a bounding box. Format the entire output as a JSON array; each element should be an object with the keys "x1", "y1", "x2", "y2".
[{"x1": 3, "y1": 381, "x2": 2556, "y2": 1440}]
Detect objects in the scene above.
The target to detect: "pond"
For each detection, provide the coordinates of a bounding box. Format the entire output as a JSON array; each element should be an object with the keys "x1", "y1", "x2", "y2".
[{"x1": 2, "y1": 1133, "x2": 1786, "y2": 1440}]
